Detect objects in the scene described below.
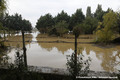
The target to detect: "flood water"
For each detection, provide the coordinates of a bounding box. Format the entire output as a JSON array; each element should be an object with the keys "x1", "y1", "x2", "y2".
[{"x1": 4, "y1": 32, "x2": 120, "y2": 72}]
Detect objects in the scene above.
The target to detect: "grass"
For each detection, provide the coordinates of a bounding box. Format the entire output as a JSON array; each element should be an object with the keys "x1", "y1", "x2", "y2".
[
  {"x1": 37, "y1": 34, "x2": 95, "y2": 38},
  {"x1": 4, "y1": 34, "x2": 32, "y2": 48},
  {"x1": 36, "y1": 34, "x2": 94, "y2": 43},
  {"x1": 6, "y1": 34, "x2": 33, "y2": 41}
]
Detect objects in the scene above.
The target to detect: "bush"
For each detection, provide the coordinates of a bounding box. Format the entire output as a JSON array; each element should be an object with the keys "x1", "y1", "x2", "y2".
[{"x1": 66, "y1": 52, "x2": 91, "y2": 79}]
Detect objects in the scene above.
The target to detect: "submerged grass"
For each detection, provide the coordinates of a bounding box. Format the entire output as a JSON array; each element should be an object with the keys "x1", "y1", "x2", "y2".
[
  {"x1": 4, "y1": 34, "x2": 32, "y2": 48},
  {"x1": 36, "y1": 34, "x2": 94, "y2": 43}
]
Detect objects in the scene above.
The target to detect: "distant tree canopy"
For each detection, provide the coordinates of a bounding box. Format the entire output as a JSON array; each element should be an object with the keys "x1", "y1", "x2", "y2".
[
  {"x1": 0, "y1": 0, "x2": 32, "y2": 32},
  {"x1": 36, "y1": 4, "x2": 118, "y2": 37},
  {"x1": 69, "y1": 9, "x2": 85, "y2": 31},
  {"x1": 49, "y1": 20, "x2": 69, "y2": 37},
  {"x1": 82, "y1": 17, "x2": 98, "y2": 34},
  {"x1": 94, "y1": 4, "x2": 105, "y2": 22},
  {"x1": 1, "y1": 13, "x2": 32, "y2": 31},
  {"x1": 36, "y1": 13, "x2": 54, "y2": 33},
  {"x1": 86, "y1": 6, "x2": 92, "y2": 18},
  {"x1": 54, "y1": 10, "x2": 70, "y2": 24}
]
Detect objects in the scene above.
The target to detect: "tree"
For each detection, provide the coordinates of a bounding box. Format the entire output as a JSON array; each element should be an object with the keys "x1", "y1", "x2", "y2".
[
  {"x1": 103, "y1": 11, "x2": 118, "y2": 31},
  {"x1": 1, "y1": 13, "x2": 32, "y2": 31},
  {"x1": 94, "y1": 4, "x2": 105, "y2": 21},
  {"x1": 95, "y1": 11, "x2": 119, "y2": 44},
  {"x1": 50, "y1": 20, "x2": 68, "y2": 37},
  {"x1": 69, "y1": 9, "x2": 85, "y2": 31},
  {"x1": 0, "y1": 0, "x2": 7, "y2": 29},
  {"x1": 116, "y1": 12, "x2": 120, "y2": 34},
  {"x1": 0, "y1": 0, "x2": 7, "y2": 41},
  {"x1": 66, "y1": 52, "x2": 91, "y2": 79},
  {"x1": 36, "y1": 13, "x2": 54, "y2": 33},
  {"x1": 54, "y1": 10, "x2": 70, "y2": 24},
  {"x1": 82, "y1": 17, "x2": 98, "y2": 34},
  {"x1": 0, "y1": 0, "x2": 7, "y2": 15},
  {"x1": 86, "y1": 6, "x2": 92, "y2": 18},
  {"x1": 22, "y1": 19, "x2": 32, "y2": 32}
]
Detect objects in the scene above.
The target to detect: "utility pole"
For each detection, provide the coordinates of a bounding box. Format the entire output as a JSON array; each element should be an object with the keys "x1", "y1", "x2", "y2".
[
  {"x1": 74, "y1": 34, "x2": 77, "y2": 80},
  {"x1": 22, "y1": 29, "x2": 27, "y2": 69}
]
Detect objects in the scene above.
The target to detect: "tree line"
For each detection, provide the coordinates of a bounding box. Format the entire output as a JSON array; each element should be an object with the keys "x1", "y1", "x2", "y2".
[
  {"x1": 36, "y1": 4, "x2": 115, "y2": 36},
  {"x1": 0, "y1": 13, "x2": 32, "y2": 32},
  {"x1": 0, "y1": 3, "x2": 120, "y2": 44}
]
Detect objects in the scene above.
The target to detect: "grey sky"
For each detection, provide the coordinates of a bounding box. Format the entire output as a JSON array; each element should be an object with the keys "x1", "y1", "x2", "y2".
[{"x1": 8, "y1": 0, "x2": 120, "y2": 27}]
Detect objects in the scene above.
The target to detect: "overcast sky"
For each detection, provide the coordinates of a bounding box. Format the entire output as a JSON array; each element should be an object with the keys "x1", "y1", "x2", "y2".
[{"x1": 8, "y1": 0, "x2": 120, "y2": 27}]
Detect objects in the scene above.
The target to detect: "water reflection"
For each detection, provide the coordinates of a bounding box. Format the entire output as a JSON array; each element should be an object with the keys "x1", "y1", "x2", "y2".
[
  {"x1": 82, "y1": 45, "x2": 120, "y2": 72},
  {"x1": 6, "y1": 32, "x2": 120, "y2": 72},
  {"x1": 36, "y1": 33, "x2": 120, "y2": 72},
  {"x1": 38, "y1": 43, "x2": 74, "y2": 53}
]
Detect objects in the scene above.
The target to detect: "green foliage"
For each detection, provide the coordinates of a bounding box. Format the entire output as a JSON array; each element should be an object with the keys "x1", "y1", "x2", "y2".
[
  {"x1": 66, "y1": 53, "x2": 91, "y2": 78},
  {"x1": 0, "y1": 0, "x2": 7, "y2": 33},
  {"x1": 22, "y1": 19, "x2": 32, "y2": 32},
  {"x1": 49, "y1": 21, "x2": 69, "y2": 37},
  {"x1": 48, "y1": 27, "x2": 58, "y2": 36},
  {"x1": 84, "y1": 6, "x2": 98, "y2": 34},
  {"x1": 73, "y1": 24, "x2": 82, "y2": 38},
  {"x1": 1, "y1": 13, "x2": 32, "y2": 31},
  {"x1": 95, "y1": 11, "x2": 119, "y2": 44},
  {"x1": 81, "y1": 17, "x2": 98, "y2": 34},
  {"x1": 86, "y1": 6, "x2": 92, "y2": 18},
  {"x1": 35, "y1": 6, "x2": 119, "y2": 35},
  {"x1": 14, "y1": 49, "x2": 25, "y2": 72},
  {"x1": 36, "y1": 13, "x2": 54, "y2": 33},
  {"x1": 54, "y1": 10, "x2": 70, "y2": 23},
  {"x1": 94, "y1": 4, "x2": 105, "y2": 21},
  {"x1": 103, "y1": 11, "x2": 118, "y2": 32},
  {"x1": 36, "y1": 11, "x2": 70, "y2": 34},
  {"x1": 69, "y1": 9, "x2": 85, "y2": 31},
  {"x1": 117, "y1": 12, "x2": 120, "y2": 34},
  {"x1": 0, "y1": 0, "x2": 7, "y2": 15}
]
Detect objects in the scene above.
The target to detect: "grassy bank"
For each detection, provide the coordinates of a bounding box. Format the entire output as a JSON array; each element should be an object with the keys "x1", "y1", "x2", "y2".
[{"x1": 36, "y1": 34, "x2": 95, "y2": 43}]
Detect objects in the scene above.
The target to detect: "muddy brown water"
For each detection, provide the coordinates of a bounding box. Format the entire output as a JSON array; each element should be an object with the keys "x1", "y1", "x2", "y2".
[{"x1": 3, "y1": 32, "x2": 120, "y2": 72}]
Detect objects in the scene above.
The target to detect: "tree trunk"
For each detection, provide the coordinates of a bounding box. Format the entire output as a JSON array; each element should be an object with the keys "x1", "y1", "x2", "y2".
[{"x1": 22, "y1": 30, "x2": 27, "y2": 69}]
